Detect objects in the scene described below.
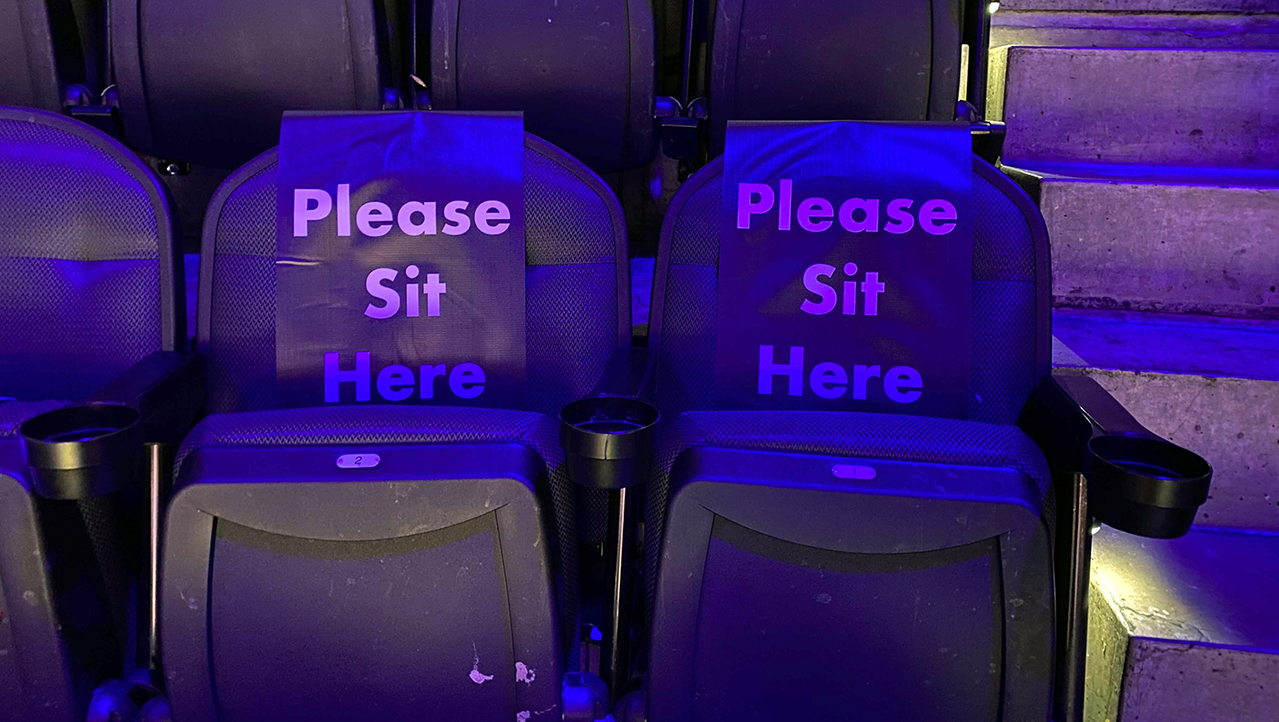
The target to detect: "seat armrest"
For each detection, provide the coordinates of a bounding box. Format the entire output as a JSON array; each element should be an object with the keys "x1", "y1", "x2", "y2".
[
  {"x1": 89, "y1": 351, "x2": 207, "y2": 445},
  {"x1": 18, "y1": 352, "x2": 205, "y2": 499},
  {"x1": 1021, "y1": 373, "x2": 1211, "y2": 539},
  {"x1": 589, "y1": 346, "x2": 656, "y2": 402}
]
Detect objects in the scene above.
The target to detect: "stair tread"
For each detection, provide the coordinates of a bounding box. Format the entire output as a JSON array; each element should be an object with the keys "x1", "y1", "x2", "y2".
[
  {"x1": 993, "y1": 10, "x2": 1279, "y2": 52},
  {"x1": 1008, "y1": 160, "x2": 1279, "y2": 188},
  {"x1": 1052, "y1": 309, "x2": 1279, "y2": 381},
  {"x1": 1002, "y1": 0, "x2": 1279, "y2": 12},
  {"x1": 1094, "y1": 526, "x2": 1279, "y2": 652}
]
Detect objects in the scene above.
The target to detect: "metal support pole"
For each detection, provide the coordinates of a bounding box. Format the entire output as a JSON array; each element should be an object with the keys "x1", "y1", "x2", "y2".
[
  {"x1": 965, "y1": 0, "x2": 994, "y2": 119},
  {"x1": 603, "y1": 486, "x2": 639, "y2": 696},
  {"x1": 144, "y1": 442, "x2": 174, "y2": 677},
  {"x1": 1057, "y1": 471, "x2": 1092, "y2": 722}
]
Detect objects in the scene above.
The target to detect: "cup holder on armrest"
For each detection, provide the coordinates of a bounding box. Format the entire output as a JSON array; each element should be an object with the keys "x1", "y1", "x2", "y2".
[
  {"x1": 18, "y1": 403, "x2": 142, "y2": 500},
  {"x1": 559, "y1": 397, "x2": 660, "y2": 490},
  {"x1": 1087, "y1": 434, "x2": 1212, "y2": 539}
]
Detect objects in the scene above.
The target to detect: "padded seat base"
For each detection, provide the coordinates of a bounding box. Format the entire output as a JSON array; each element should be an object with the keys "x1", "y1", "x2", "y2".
[
  {"x1": 163, "y1": 405, "x2": 580, "y2": 722},
  {"x1": 646, "y1": 409, "x2": 1055, "y2": 584},
  {"x1": 645, "y1": 410, "x2": 1058, "y2": 722}
]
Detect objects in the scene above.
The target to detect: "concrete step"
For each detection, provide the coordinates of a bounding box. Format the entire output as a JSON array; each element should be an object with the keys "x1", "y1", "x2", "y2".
[
  {"x1": 988, "y1": 46, "x2": 1279, "y2": 168},
  {"x1": 1053, "y1": 308, "x2": 1279, "y2": 530},
  {"x1": 1086, "y1": 526, "x2": 1279, "y2": 722},
  {"x1": 1002, "y1": 0, "x2": 1279, "y2": 11},
  {"x1": 992, "y1": 10, "x2": 1279, "y2": 50},
  {"x1": 1004, "y1": 163, "x2": 1279, "y2": 319}
]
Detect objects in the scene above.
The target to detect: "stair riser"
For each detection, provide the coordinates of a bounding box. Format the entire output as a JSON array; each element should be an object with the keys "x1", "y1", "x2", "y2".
[
  {"x1": 1083, "y1": 576, "x2": 1127, "y2": 722},
  {"x1": 1042, "y1": 180, "x2": 1279, "y2": 319},
  {"x1": 1121, "y1": 642, "x2": 1279, "y2": 721},
  {"x1": 990, "y1": 47, "x2": 1279, "y2": 168}
]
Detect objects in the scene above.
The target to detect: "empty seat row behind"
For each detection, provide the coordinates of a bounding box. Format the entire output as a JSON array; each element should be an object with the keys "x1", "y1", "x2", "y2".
[{"x1": 3, "y1": 0, "x2": 985, "y2": 196}]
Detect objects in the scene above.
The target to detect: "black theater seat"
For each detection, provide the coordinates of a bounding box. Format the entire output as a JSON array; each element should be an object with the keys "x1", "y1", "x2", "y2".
[
  {"x1": 111, "y1": 0, "x2": 399, "y2": 170},
  {"x1": 697, "y1": 0, "x2": 966, "y2": 156},
  {"x1": 642, "y1": 155, "x2": 1057, "y2": 720},
  {"x1": 0, "y1": 107, "x2": 185, "y2": 722},
  {"x1": 0, "y1": 0, "x2": 101, "y2": 112},
  {"x1": 427, "y1": 0, "x2": 658, "y2": 174},
  {"x1": 158, "y1": 134, "x2": 630, "y2": 720},
  {"x1": 108, "y1": 0, "x2": 404, "y2": 249}
]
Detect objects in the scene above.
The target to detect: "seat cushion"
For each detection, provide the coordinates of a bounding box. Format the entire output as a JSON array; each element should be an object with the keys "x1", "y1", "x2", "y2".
[
  {"x1": 175, "y1": 404, "x2": 579, "y2": 666},
  {"x1": 644, "y1": 409, "x2": 1054, "y2": 607}
]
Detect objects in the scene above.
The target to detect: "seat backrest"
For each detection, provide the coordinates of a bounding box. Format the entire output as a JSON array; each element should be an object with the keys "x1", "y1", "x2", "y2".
[
  {"x1": 702, "y1": 0, "x2": 964, "y2": 156},
  {"x1": 649, "y1": 154, "x2": 1051, "y2": 425},
  {"x1": 198, "y1": 133, "x2": 629, "y2": 417},
  {"x1": 111, "y1": 0, "x2": 397, "y2": 169},
  {"x1": 429, "y1": 0, "x2": 657, "y2": 173},
  {"x1": 0, "y1": 107, "x2": 180, "y2": 401},
  {"x1": 0, "y1": 0, "x2": 98, "y2": 112}
]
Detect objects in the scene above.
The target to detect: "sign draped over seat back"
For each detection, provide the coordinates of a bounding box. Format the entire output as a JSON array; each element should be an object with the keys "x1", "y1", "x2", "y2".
[
  {"x1": 274, "y1": 111, "x2": 527, "y2": 409},
  {"x1": 715, "y1": 120, "x2": 974, "y2": 417}
]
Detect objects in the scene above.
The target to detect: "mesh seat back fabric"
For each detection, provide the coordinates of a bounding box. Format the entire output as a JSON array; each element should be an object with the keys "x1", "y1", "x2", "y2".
[{"x1": 0, "y1": 108, "x2": 179, "y2": 401}]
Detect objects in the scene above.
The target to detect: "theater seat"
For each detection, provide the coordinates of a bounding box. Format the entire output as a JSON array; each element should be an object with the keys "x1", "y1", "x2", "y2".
[
  {"x1": 111, "y1": 0, "x2": 399, "y2": 170},
  {"x1": 159, "y1": 134, "x2": 630, "y2": 720},
  {"x1": 0, "y1": 0, "x2": 100, "y2": 112},
  {"x1": 643, "y1": 155, "x2": 1056, "y2": 720},
  {"x1": 109, "y1": 0, "x2": 403, "y2": 255},
  {"x1": 428, "y1": 0, "x2": 658, "y2": 174},
  {"x1": 699, "y1": 0, "x2": 965, "y2": 156},
  {"x1": 0, "y1": 107, "x2": 182, "y2": 722}
]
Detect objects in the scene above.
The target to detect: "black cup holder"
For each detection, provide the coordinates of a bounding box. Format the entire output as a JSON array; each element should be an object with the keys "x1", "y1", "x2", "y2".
[
  {"x1": 1087, "y1": 434, "x2": 1212, "y2": 539},
  {"x1": 19, "y1": 403, "x2": 142, "y2": 499},
  {"x1": 559, "y1": 397, "x2": 660, "y2": 490}
]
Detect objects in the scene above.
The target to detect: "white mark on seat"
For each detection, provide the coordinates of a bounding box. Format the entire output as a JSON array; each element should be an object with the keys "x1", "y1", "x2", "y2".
[
  {"x1": 516, "y1": 661, "x2": 536, "y2": 684},
  {"x1": 469, "y1": 642, "x2": 494, "y2": 685},
  {"x1": 517, "y1": 705, "x2": 557, "y2": 722}
]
